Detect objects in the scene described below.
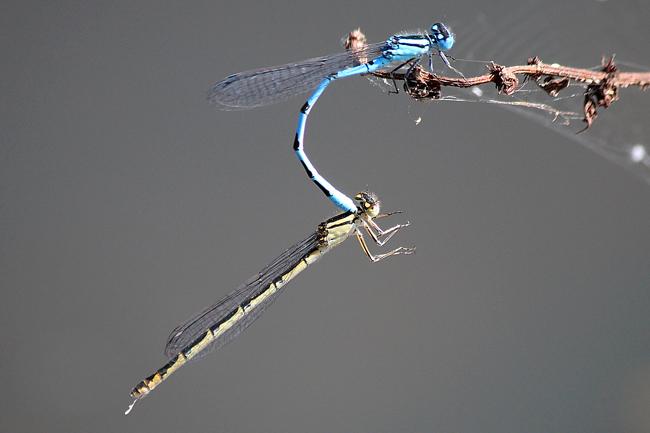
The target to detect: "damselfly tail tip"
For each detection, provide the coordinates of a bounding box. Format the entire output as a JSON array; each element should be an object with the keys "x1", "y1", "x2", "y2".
[
  {"x1": 125, "y1": 381, "x2": 149, "y2": 415},
  {"x1": 124, "y1": 398, "x2": 139, "y2": 415}
]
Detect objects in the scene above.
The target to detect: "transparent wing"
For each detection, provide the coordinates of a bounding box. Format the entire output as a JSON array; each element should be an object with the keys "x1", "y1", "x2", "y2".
[
  {"x1": 207, "y1": 41, "x2": 388, "y2": 110},
  {"x1": 164, "y1": 231, "x2": 324, "y2": 361}
]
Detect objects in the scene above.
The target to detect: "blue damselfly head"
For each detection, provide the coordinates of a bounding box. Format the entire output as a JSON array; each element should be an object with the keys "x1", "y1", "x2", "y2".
[{"x1": 431, "y1": 22, "x2": 454, "y2": 51}]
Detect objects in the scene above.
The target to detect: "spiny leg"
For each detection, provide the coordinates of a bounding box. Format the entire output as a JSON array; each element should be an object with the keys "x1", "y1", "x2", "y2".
[
  {"x1": 388, "y1": 57, "x2": 420, "y2": 94},
  {"x1": 363, "y1": 216, "x2": 411, "y2": 246},
  {"x1": 436, "y1": 49, "x2": 467, "y2": 81},
  {"x1": 355, "y1": 228, "x2": 415, "y2": 262}
]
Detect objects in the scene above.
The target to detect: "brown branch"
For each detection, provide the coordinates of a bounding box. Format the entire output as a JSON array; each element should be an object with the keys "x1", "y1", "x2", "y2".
[
  {"x1": 347, "y1": 30, "x2": 650, "y2": 130},
  {"x1": 373, "y1": 57, "x2": 650, "y2": 92}
]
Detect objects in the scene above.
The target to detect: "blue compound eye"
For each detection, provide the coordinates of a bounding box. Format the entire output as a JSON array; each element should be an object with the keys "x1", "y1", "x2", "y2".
[{"x1": 431, "y1": 22, "x2": 454, "y2": 51}]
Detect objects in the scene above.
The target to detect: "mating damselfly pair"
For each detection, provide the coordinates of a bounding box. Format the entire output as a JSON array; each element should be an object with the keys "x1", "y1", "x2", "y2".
[
  {"x1": 127, "y1": 12, "x2": 650, "y2": 412},
  {"x1": 126, "y1": 22, "x2": 458, "y2": 413}
]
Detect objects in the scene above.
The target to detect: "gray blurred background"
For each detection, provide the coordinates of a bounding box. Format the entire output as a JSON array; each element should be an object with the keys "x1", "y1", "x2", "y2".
[{"x1": 2, "y1": 0, "x2": 649, "y2": 432}]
